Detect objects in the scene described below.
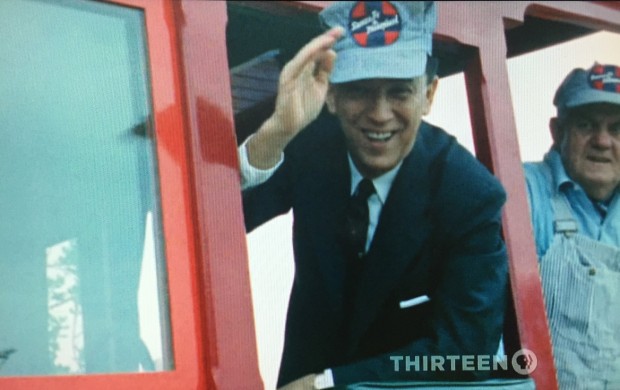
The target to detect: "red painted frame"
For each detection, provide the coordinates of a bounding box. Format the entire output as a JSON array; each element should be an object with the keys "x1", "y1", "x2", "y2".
[
  {"x1": 0, "y1": 0, "x2": 261, "y2": 389},
  {"x1": 436, "y1": 3, "x2": 620, "y2": 389},
  {"x1": 4, "y1": 1, "x2": 620, "y2": 389}
]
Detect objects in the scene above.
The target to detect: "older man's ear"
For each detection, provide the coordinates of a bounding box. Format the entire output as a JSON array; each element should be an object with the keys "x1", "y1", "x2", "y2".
[{"x1": 549, "y1": 117, "x2": 561, "y2": 149}]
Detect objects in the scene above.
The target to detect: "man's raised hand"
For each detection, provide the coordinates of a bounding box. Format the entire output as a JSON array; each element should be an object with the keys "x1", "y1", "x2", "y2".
[
  {"x1": 272, "y1": 26, "x2": 344, "y2": 135},
  {"x1": 247, "y1": 27, "x2": 344, "y2": 169}
]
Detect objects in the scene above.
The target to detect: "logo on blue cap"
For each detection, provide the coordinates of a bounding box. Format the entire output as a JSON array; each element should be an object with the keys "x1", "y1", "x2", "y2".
[
  {"x1": 588, "y1": 64, "x2": 620, "y2": 93},
  {"x1": 349, "y1": 1, "x2": 402, "y2": 48}
]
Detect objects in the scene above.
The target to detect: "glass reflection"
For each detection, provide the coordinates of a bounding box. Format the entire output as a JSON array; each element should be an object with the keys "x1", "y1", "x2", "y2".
[{"x1": 0, "y1": 0, "x2": 172, "y2": 375}]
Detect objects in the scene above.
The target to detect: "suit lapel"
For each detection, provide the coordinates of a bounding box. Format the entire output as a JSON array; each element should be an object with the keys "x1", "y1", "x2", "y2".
[
  {"x1": 300, "y1": 117, "x2": 351, "y2": 313},
  {"x1": 313, "y1": 153, "x2": 351, "y2": 312}
]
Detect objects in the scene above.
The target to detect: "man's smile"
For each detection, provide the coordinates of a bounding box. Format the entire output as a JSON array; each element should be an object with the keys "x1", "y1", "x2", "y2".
[
  {"x1": 586, "y1": 155, "x2": 613, "y2": 163},
  {"x1": 362, "y1": 129, "x2": 398, "y2": 143}
]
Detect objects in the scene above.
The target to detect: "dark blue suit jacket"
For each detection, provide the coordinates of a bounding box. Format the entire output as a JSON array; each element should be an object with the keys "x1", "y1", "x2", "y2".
[{"x1": 243, "y1": 114, "x2": 508, "y2": 387}]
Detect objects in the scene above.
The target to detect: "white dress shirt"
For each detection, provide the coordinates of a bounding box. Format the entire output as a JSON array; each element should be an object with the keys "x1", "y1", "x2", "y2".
[{"x1": 239, "y1": 135, "x2": 401, "y2": 250}]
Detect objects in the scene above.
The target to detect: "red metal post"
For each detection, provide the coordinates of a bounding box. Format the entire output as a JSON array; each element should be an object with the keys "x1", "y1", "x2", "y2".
[
  {"x1": 435, "y1": 3, "x2": 559, "y2": 388},
  {"x1": 172, "y1": 1, "x2": 264, "y2": 389}
]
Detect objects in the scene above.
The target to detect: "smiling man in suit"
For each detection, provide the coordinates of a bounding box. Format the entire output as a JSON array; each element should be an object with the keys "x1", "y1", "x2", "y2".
[{"x1": 238, "y1": 2, "x2": 508, "y2": 389}]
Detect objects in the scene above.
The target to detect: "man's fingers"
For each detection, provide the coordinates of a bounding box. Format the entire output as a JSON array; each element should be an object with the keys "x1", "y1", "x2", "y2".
[
  {"x1": 313, "y1": 49, "x2": 337, "y2": 84},
  {"x1": 324, "y1": 25, "x2": 345, "y2": 40},
  {"x1": 282, "y1": 26, "x2": 344, "y2": 82}
]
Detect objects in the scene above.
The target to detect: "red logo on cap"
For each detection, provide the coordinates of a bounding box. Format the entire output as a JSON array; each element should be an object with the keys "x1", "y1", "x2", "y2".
[
  {"x1": 349, "y1": 1, "x2": 401, "y2": 48},
  {"x1": 589, "y1": 64, "x2": 620, "y2": 93}
]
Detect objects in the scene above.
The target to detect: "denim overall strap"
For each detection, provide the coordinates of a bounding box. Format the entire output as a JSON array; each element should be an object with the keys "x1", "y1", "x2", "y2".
[{"x1": 540, "y1": 190, "x2": 620, "y2": 389}]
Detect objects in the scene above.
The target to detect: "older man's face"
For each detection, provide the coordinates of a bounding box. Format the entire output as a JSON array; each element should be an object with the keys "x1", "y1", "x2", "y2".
[
  {"x1": 326, "y1": 77, "x2": 437, "y2": 179},
  {"x1": 559, "y1": 103, "x2": 620, "y2": 201}
]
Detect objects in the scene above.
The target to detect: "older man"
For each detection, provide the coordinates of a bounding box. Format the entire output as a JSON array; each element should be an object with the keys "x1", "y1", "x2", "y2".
[
  {"x1": 240, "y1": 2, "x2": 508, "y2": 388},
  {"x1": 524, "y1": 63, "x2": 620, "y2": 389}
]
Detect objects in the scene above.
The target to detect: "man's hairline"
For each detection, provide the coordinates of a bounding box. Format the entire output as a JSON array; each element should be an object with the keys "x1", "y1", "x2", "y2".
[
  {"x1": 328, "y1": 74, "x2": 432, "y2": 91},
  {"x1": 556, "y1": 103, "x2": 620, "y2": 131}
]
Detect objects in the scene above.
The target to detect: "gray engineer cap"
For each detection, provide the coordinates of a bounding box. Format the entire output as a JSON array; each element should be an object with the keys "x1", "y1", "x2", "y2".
[
  {"x1": 554, "y1": 63, "x2": 620, "y2": 118},
  {"x1": 319, "y1": 1, "x2": 436, "y2": 84}
]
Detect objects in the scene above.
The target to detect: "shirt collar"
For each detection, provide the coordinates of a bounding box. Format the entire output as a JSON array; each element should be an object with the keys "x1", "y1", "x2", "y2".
[
  {"x1": 544, "y1": 149, "x2": 576, "y2": 192},
  {"x1": 348, "y1": 154, "x2": 402, "y2": 204}
]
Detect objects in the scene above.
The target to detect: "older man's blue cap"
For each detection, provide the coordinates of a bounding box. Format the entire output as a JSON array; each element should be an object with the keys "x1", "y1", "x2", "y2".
[
  {"x1": 554, "y1": 63, "x2": 620, "y2": 118},
  {"x1": 319, "y1": 1, "x2": 436, "y2": 84}
]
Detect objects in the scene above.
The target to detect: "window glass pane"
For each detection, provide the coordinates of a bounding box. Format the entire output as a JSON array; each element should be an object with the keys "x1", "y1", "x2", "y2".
[{"x1": 0, "y1": 0, "x2": 172, "y2": 375}]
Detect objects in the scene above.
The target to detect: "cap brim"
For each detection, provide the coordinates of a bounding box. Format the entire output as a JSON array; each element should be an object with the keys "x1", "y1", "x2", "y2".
[
  {"x1": 329, "y1": 47, "x2": 427, "y2": 83},
  {"x1": 564, "y1": 89, "x2": 620, "y2": 108}
]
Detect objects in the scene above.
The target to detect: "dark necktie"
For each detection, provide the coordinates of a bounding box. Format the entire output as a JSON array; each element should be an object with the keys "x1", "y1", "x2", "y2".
[
  {"x1": 342, "y1": 178, "x2": 375, "y2": 339},
  {"x1": 345, "y1": 178, "x2": 376, "y2": 259}
]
